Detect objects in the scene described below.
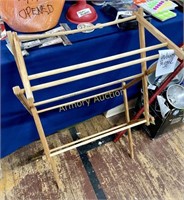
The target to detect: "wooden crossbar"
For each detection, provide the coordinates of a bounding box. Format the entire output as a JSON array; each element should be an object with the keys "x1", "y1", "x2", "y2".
[
  {"x1": 34, "y1": 73, "x2": 143, "y2": 107},
  {"x1": 11, "y1": 33, "x2": 34, "y2": 100},
  {"x1": 135, "y1": 11, "x2": 184, "y2": 60},
  {"x1": 17, "y1": 65, "x2": 156, "y2": 96},
  {"x1": 37, "y1": 87, "x2": 123, "y2": 113},
  {"x1": 50, "y1": 119, "x2": 146, "y2": 157},
  {"x1": 28, "y1": 43, "x2": 167, "y2": 81},
  {"x1": 18, "y1": 16, "x2": 137, "y2": 41},
  {"x1": 31, "y1": 54, "x2": 159, "y2": 92},
  {"x1": 50, "y1": 121, "x2": 130, "y2": 153}
]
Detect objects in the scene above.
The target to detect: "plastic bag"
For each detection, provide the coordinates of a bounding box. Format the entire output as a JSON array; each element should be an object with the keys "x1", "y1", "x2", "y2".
[{"x1": 0, "y1": 0, "x2": 65, "y2": 33}]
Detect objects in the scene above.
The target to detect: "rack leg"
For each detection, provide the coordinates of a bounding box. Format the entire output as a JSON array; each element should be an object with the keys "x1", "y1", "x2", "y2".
[
  {"x1": 122, "y1": 82, "x2": 134, "y2": 159},
  {"x1": 31, "y1": 107, "x2": 65, "y2": 190},
  {"x1": 138, "y1": 8, "x2": 150, "y2": 126}
]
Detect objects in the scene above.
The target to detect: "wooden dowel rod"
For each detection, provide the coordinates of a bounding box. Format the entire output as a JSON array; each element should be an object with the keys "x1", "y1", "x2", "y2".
[
  {"x1": 34, "y1": 73, "x2": 143, "y2": 106},
  {"x1": 13, "y1": 33, "x2": 34, "y2": 101},
  {"x1": 31, "y1": 107, "x2": 51, "y2": 158},
  {"x1": 17, "y1": 59, "x2": 157, "y2": 98},
  {"x1": 13, "y1": 86, "x2": 32, "y2": 114},
  {"x1": 135, "y1": 12, "x2": 184, "y2": 60},
  {"x1": 50, "y1": 119, "x2": 146, "y2": 157},
  {"x1": 7, "y1": 32, "x2": 21, "y2": 76},
  {"x1": 31, "y1": 106, "x2": 65, "y2": 189},
  {"x1": 28, "y1": 43, "x2": 167, "y2": 81},
  {"x1": 31, "y1": 54, "x2": 159, "y2": 92},
  {"x1": 37, "y1": 87, "x2": 123, "y2": 113},
  {"x1": 138, "y1": 8, "x2": 150, "y2": 126},
  {"x1": 18, "y1": 16, "x2": 137, "y2": 41},
  {"x1": 123, "y1": 75, "x2": 143, "y2": 90},
  {"x1": 51, "y1": 121, "x2": 129, "y2": 153},
  {"x1": 19, "y1": 88, "x2": 25, "y2": 94},
  {"x1": 122, "y1": 82, "x2": 134, "y2": 159},
  {"x1": 50, "y1": 118, "x2": 144, "y2": 153}
]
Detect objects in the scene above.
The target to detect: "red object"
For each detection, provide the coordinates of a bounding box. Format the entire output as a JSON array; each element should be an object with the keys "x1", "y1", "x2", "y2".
[
  {"x1": 66, "y1": 0, "x2": 98, "y2": 24},
  {"x1": 0, "y1": 19, "x2": 7, "y2": 40},
  {"x1": 114, "y1": 60, "x2": 184, "y2": 142}
]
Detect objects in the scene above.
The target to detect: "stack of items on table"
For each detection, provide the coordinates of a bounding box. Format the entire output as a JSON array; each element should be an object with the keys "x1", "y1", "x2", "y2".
[
  {"x1": 102, "y1": 0, "x2": 179, "y2": 28},
  {"x1": 135, "y1": 0, "x2": 178, "y2": 21},
  {"x1": 101, "y1": 0, "x2": 151, "y2": 30}
]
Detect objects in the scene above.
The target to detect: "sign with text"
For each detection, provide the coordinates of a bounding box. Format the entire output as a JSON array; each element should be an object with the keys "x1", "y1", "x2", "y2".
[
  {"x1": 0, "y1": 0, "x2": 65, "y2": 32},
  {"x1": 156, "y1": 49, "x2": 178, "y2": 77}
]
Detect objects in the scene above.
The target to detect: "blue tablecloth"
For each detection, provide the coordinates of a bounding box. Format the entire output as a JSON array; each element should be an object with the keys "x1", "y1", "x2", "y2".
[{"x1": 1, "y1": 2, "x2": 183, "y2": 158}]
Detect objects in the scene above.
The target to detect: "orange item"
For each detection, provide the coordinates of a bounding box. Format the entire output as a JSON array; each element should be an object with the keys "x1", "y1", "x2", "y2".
[
  {"x1": 0, "y1": 0, "x2": 65, "y2": 33},
  {"x1": 134, "y1": 0, "x2": 146, "y2": 4}
]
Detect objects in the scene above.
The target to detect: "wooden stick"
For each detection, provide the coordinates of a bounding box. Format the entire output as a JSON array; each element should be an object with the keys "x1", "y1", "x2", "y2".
[
  {"x1": 51, "y1": 121, "x2": 129, "y2": 153},
  {"x1": 6, "y1": 31, "x2": 14, "y2": 50},
  {"x1": 50, "y1": 118, "x2": 145, "y2": 153},
  {"x1": 31, "y1": 106, "x2": 65, "y2": 190},
  {"x1": 138, "y1": 8, "x2": 150, "y2": 126},
  {"x1": 120, "y1": 56, "x2": 158, "y2": 91},
  {"x1": 12, "y1": 33, "x2": 34, "y2": 101},
  {"x1": 13, "y1": 86, "x2": 32, "y2": 114},
  {"x1": 50, "y1": 119, "x2": 147, "y2": 157},
  {"x1": 35, "y1": 73, "x2": 143, "y2": 106},
  {"x1": 123, "y1": 75, "x2": 143, "y2": 90},
  {"x1": 135, "y1": 11, "x2": 184, "y2": 60},
  {"x1": 7, "y1": 32, "x2": 24, "y2": 82},
  {"x1": 28, "y1": 43, "x2": 167, "y2": 81},
  {"x1": 123, "y1": 62, "x2": 160, "y2": 90},
  {"x1": 122, "y1": 82, "x2": 134, "y2": 159},
  {"x1": 31, "y1": 107, "x2": 51, "y2": 159},
  {"x1": 18, "y1": 16, "x2": 137, "y2": 41},
  {"x1": 31, "y1": 54, "x2": 159, "y2": 92},
  {"x1": 7, "y1": 31, "x2": 18, "y2": 64},
  {"x1": 37, "y1": 87, "x2": 123, "y2": 113}
]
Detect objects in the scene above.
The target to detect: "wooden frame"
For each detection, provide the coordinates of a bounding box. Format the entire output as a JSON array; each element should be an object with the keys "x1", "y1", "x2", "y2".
[{"x1": 8, "y1": 9, "x2": 184, "y2": 190}]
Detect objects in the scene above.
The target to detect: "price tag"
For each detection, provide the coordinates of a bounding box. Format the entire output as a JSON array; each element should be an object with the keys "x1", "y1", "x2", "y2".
[{"x1": 77, "y1": 8, "x2": 92, "y2": 18}]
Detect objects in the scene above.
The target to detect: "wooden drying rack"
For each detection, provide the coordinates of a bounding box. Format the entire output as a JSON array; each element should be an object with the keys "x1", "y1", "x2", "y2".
[{"x1": 8, "y1": 9, "x2": 184, "y2": 190}]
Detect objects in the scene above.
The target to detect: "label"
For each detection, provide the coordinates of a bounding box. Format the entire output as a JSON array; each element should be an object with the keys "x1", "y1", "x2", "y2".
[
  {"x1": 77, "y1": 23, "x2": 94, "y2": 33},
  {"x1": 77, "y1": 8, "x2": 92, "y2": 18}
]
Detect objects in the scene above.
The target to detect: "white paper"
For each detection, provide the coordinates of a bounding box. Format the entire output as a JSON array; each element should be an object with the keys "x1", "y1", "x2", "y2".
[
  {"x1": 77, "y1": 8, "x2": 92, "y2": 18},
  {"x1": 156, "y1": 49, "x2": 178, "y2": 77},
  {"x1": 157, "y1": 95, "x2": 170, "y2": 118},
  {"x1": 148, "y1": 84, "x2": 156, "y2": 90}
]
